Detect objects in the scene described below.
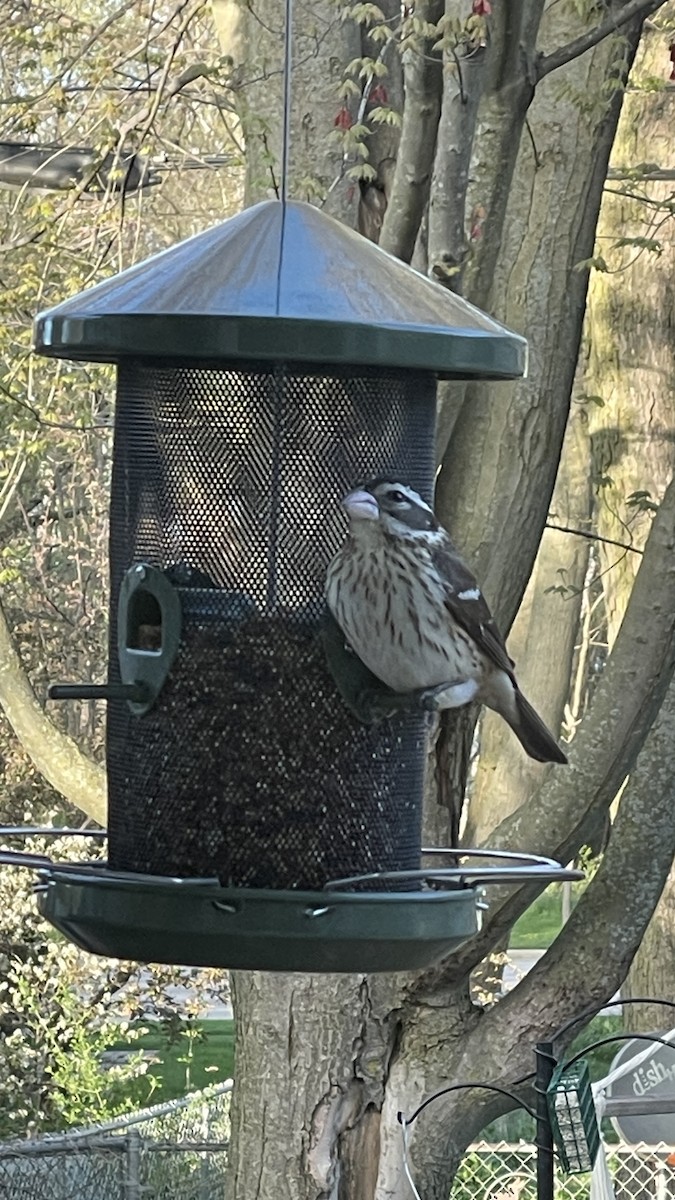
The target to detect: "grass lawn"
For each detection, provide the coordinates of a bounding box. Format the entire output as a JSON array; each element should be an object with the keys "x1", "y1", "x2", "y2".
[
  {"x1": 108, "y1": 1019, "x2": 235, "y2": 1106},
  {"x1": 509, "y1": 883, "x2": 584, "y2": 949}
]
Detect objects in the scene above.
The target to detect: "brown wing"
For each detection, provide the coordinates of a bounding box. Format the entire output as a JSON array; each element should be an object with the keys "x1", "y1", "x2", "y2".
[{"x1": 429, "y1": 542, "x2": 515, "y2": 678}]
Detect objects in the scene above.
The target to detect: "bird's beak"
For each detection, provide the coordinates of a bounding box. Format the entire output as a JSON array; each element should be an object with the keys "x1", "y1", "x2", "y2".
[{"x1": 341, "y1": 489, "x2": 379, "y2": 521}]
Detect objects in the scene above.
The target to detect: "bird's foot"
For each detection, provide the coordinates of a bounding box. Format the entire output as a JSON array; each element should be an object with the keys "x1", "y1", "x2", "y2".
[
  {"x1": 356, "y1": 687, "x2": 412, "y2": 722},
  {"x1": 355, "y1": 679, "x2": 480, "y2": 722},
  {"x1": 415, "y1": 679, "x2": 480, "y2": 712}
]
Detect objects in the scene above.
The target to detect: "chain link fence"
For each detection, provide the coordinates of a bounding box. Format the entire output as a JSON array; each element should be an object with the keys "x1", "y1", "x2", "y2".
[
  {"x1": 454, "y1": 1140, "x2": 675, "y2": 1199},
  {"x1": 2, "y1": 1090, "x2": 675, "y2": 1198},
  {"x1": 0, "y1": 1081, "x2": 232, "y2": 1200}
]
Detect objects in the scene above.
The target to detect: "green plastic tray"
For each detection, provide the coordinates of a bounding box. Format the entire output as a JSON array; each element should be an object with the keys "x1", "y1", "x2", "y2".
[{"x1": 35, "y1": 865, "x2": 480, "y2": 973}]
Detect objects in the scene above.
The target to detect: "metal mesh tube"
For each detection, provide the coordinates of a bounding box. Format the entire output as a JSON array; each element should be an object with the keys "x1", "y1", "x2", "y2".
[{"x1": 106, "y1": 360, "x2": 436, "y2": 889}]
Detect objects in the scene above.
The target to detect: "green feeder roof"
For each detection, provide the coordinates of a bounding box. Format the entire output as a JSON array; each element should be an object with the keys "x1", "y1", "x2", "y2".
[{"x1": 34, "y1": 199, "x2": 527, "y2": 379}]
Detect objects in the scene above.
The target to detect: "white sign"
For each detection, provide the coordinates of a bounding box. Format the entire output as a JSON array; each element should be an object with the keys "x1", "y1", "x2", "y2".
[{"x1": 607, "y1": 1037, "x2": 675, "y2": 1145}]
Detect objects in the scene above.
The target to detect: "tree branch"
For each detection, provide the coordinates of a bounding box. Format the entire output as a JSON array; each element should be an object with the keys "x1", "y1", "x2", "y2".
[
  {"x1": 415, "y1": 469, "x2": 675, "y2": 991},
  {"x1": 378, "y1": 0, "x2": 443, "y2": 262},
  {"x1": 536, "y1": 0, "x2": 668, "y2": 82},
  {"x1": 427, "y1": 39, "x2": 486, "y2": 291},
  {"x1": 498, "y1": 678, "x2": 675, "y2": 1052},
  {"x1": 0, "y1": 596, "x2": 106, "y2": 825},
  {"x1": 403, "y1": 693, "x2": 675, "y2": 1193}
]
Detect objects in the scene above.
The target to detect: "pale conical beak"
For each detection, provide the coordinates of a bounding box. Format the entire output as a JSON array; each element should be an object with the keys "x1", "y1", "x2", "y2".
[{"x1": 341, "y1": 489, "x2": 380, "y2": 521}]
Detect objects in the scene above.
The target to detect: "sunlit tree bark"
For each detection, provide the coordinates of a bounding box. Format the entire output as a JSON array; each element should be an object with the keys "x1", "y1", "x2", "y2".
[{"x1": 584, "y1": 12, "x2": 675, "y2": 1031}]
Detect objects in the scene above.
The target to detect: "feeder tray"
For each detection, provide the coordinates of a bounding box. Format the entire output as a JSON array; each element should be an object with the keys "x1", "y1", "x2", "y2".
[{"x1": 0, "y1": 836, "x2": 581, "y2": 972}]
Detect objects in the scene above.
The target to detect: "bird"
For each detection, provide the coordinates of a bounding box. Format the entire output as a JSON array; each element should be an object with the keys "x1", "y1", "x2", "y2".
[{"x1": 325, "y1": 479, "x2": 567, "y2": 764}]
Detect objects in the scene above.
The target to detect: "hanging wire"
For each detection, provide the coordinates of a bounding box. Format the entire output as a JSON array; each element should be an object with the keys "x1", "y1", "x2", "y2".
[
  {"x1": 401, "y1": 1119, "x2": 424, "y2": 1200},
  {"x1": 398, "y1": 1082, "x2": 538, "y2": 1199},
  {"x1": 280, "y1": 0, "x2": 293, "y2": 205},
  {"x1": 275, "y1": 0, "x2": 293, "y2": 314}
]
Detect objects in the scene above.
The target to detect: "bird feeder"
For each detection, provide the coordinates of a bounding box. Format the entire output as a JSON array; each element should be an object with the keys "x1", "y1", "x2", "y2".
[
  {"x1": 19, "y1": 198, "x2": 576, "y2": 972},
  {"x1": 547, "y1": 1061, "x2": 601, "y2": 1173}
]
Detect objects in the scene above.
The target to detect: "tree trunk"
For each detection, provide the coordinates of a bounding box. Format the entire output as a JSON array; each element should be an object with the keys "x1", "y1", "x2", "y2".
[
  {"x1": 623, "y1": 859, "x2": 675, "y2": 1034},
  {"x1": 227, "y1": 972, "x2": 403, "y2": 1200},
  {"x1": 433, "y1": 7, "x2": 644, "y2": 838},
  {"x1": 465, "y1": 402, "x2": 591, "y2": 844},
  {"x1": 437, "y1": 8, "x2": 643, "y2": 634},
  {"x1": 0, "y1": 597, "x2": 106, "y2": 824},
  {"x1": 229, "y1": 0, "x2": 365, "y2": 226},
  {"x1": 584, "y1": 13, "x2": 675, "y2": 1030}
]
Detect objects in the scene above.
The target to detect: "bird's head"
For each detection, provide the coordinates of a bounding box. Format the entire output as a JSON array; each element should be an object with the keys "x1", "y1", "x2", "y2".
[{"x1": 341, "y1": 479, "x2": 439, "y2": 540}]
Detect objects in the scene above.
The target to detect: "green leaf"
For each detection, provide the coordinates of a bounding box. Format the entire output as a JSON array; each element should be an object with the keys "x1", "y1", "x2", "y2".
[
  {"x1": 346, "y1": 163, "x2": 377, "y2": 182},
  {"x1": 338, "y1": 79, "x2": 361, "y2": 99},
  {"x1": 368, "y1": 106, "x2": 401, "y2": 127},
  {"x1": 345, "y1": 2, "x2": 386, "y2": 24},
  {"x1": 612, "y1": 236, "x2": 662, "y2": 256},
  {"x1": 627, "y1": 490, "x2": 659, "y2": 513},
  {"x1": 574, "y1": 255, "x2": 609, "y2": 273}
]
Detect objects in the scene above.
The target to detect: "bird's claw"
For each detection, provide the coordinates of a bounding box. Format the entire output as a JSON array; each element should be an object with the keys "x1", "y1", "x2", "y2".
[
  {"x1": 415, "y1": 681, "x2": 470, "y2": 712},
  {"x1": 358, "y1": 682, "x2": 465, "y2": 722}
]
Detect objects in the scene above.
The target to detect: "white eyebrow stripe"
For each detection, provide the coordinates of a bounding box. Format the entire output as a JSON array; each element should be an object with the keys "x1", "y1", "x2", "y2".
[
  {"x1": 457, "y1": 587, "x2": 481, "y2": 601},
  {"x1": 395, "y1": 483, "x2": 434, "y2": 512}
]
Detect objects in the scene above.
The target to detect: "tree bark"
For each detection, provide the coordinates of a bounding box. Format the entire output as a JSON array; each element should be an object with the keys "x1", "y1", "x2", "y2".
[
  {"x1": 623, "y1": 859, "x2": 675, "y2": 1034},
  {"x1": 385, "y1": 659, "x2": 675, "y2": 1198},
  {"x1": 427, "y1": 5, "x2": 486, "y2": 291},
  {"x1": 227, "y1": 972, "x2": 403, "y2": 1200},
  {"x1": 431, "y1": 10, "x2": 645, "y2": 839},
  {"x1": 437, "y1": 12, "x2": 643, "y2": 635},
  {"x1": 583, "y1": 13, "x2": 675, "y2": 1029},
  {"x1": 0, "y1": 597, "x2": 106, "y2": 824},
  {"x1": 230, "y1": 0, "x2": 362, "y2": 226},
  {"x1": 427, "y1": 467, "x2": 675, "y2": 987},
  {"x1": 465, "y1": 403, "x2": 591, "y2": 844},
  {"x1": 378, "y1": 0, "x2": 443, "y2": 261}
]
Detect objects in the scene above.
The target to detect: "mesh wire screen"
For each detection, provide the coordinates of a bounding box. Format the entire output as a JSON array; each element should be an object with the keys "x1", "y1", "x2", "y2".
[{"x1": 107, "y1": 360, "x2": 436, "y2": 889}]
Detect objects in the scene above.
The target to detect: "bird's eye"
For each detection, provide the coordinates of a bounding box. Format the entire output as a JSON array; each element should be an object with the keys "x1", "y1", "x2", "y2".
[{"x1": 388, "y1": 489, "x2": 407, "y2": 504}]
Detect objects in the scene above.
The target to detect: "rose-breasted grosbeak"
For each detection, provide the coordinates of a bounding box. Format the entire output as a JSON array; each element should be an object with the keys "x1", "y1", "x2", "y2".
[{"x1": 325, "y1": 479, "x2": 567, "y2": 764}]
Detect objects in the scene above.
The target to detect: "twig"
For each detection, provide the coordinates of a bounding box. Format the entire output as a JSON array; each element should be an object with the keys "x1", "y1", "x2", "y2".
[
  {"x1": 322, "y1": 41, "x2": 389, "y2": 204},
  {"x1": 545, "y1": 522, "x2": 643, "y2": 554},
  {"x1": 0, "y1": 441, "x2": 27, "y2": 527},
  {"x1": 524, "y1": 117, "x2": 541, "y2": 169},
  {"x1": 261, "y1": 132, "x2": 280, "y2": 199},
  {"x1": 536, "y1": 0, "x2": 667, "y2": 81},
  {"x1": 608, "y1": 168, "x2": 675, "y2": 181}
]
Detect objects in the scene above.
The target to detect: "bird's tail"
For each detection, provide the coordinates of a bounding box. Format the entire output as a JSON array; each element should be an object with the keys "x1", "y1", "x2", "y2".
[{"x1": 507, "y1": 690, "x2": 568, "y2": 764}]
